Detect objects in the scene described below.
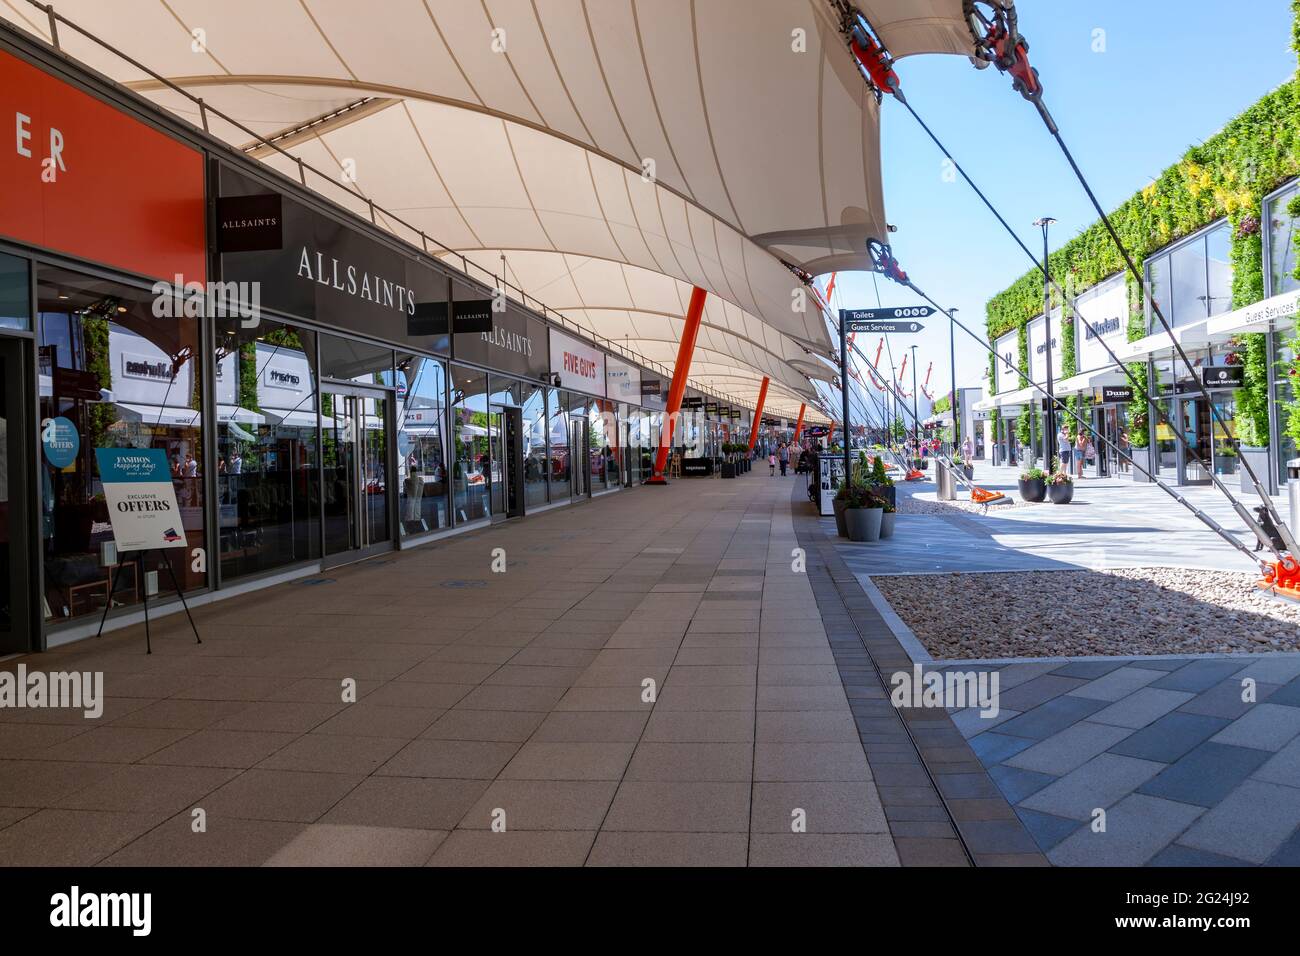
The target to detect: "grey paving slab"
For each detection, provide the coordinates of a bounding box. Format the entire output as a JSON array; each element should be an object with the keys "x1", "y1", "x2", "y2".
[
  {"x1": 1253, "y1": 736, "x2": 1300, "y2": 786},
  {"x1": 1138, "y1": 742, "x2": 1273, "y2": 807},
  {"x1": 1088, "y1": 688, "x2": 1196, "y2": 729},
  {"x1": 1020, "y1": 753, "x2": 1166, "y2": 821},
  {"x1": 1210, "y1": 703, "x2": 1300, "y2": 751},
  {"x1": 994, "y1": 695, "x2": 1110, "y2": 741},
  {"x1": 1015, "y1": 808, "x2": 1084, "y2": 852},
  {"x1": 1003, "y1": 722, "x2": 1135, "y2": 776},
  {"x1": 967, "y1": 732, "x2": 1035, "y2": 767},
  {"x1": 988, "y1": 765, "x2": 1058, "y2": 804},
  {"x1": 1067, "y1": 666, "x2": 1167, "y2": 702},
  {"x1": 1177, "y1": 780, "x2": 1300, "y2": 864},
  {"x1": 1151, "y1": 660, "x2": 1252, "y2": 693},
  {"x1": 1049, "y1": 793, "x2": 1205, "y2": 867},
  {"x1": 1147, "y1": 844, "x2": 1253, "y2": 867},
  {"x1": 1107, "y1": 712, "x2": 1231, "y2": 763},
  {"x1": 1178, "y1": 678, "x2": 1280, "y2": 720}
]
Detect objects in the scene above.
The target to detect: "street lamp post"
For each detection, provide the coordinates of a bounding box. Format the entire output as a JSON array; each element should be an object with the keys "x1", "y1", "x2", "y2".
[
  {"x1": 949, "y1": 307, "x2": 959, "y2": 458},
  {"x1": 910, "y1": 343, "x2": 919, "y2": 463},
  {"x1": 1034, "y1": 217, "x2": 1058, "y2": 466}
]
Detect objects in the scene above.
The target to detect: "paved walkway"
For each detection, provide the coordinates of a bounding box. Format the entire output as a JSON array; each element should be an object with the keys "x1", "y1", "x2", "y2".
[
  {"x1": 942, "y1": 655, "x2": 1300, "y2": 865},
  {"x1": 0, "y1": 470, "x2": 918, "y2": 867},
  {"x1": 837, "y1": 464, "x2": 1271, "y2": 577},
  {"x1": 828, "y1": 460, "x2": 1300, "y2": 866}
]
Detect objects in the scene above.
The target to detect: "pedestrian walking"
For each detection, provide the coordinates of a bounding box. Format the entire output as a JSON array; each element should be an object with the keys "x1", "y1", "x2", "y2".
[
  {"x1": 1057, "y1": 426, "x2": 1071, "y2": 471},
  {"x1": 1075, "y1": 429, "x2": 1088, "y2": 478},
  {"x1": 768, "y1": 451, "x2": 777, "y2": 476},
  {"x1": 778, "y1": 443, "x2": 790, "y2": 476}
]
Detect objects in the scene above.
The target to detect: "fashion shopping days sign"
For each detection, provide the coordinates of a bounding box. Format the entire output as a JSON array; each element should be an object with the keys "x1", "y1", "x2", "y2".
[{"x1": 95, "y1": 448, "x2": 187, "y2": 552}]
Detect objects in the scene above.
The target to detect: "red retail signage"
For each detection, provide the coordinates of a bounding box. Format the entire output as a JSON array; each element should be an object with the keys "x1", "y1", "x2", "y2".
[{"x1": 0, "y1": 48, "x2": 205, "y2": 283}]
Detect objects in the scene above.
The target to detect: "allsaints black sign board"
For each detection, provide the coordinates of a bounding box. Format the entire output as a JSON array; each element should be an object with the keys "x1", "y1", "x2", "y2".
[
  {"x1": 451, "y1": 283, "x2": 547, "y2": 380},
  {"x1": 408, "y1": 299, "x2": 496, "y2": 337},
  {"x1": 216, "y1": 193, "x2": 283, "y2": 252},
  {"x1": 680, "y1": 397, "x2": 704, "y2": 409},
  {"x1": 1202, "y1": 365, "x2": 1245, "y2": 389},
  {"x1": 641, "y1": 379, "x2": 662, "y2": 396},
  {"x1": 1100, "y1": 385, "x2": 1134, "y2": 404},
  {"x1": 218, "y1": 164, "x2": 450, "y2": 355}
]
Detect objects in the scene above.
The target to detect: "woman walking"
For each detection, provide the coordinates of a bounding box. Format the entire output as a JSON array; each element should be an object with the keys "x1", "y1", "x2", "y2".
[{"x1": 1075, "y1": 429, "x2": 1088, "y2": 478}]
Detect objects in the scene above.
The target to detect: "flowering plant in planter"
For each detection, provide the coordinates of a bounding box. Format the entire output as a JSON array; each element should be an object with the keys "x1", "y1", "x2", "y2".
[
  {"x1": 1019, "y1": 466, "x2": 1047, "y2": 482},
  {"x1": 1049, "y1": 469, "x2": 1074, "y2": 485}
]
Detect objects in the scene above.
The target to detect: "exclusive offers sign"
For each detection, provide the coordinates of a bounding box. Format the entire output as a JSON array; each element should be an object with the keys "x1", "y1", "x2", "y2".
[{"x1": 95, "y1": 448, "x2": 187, "y2": 552}]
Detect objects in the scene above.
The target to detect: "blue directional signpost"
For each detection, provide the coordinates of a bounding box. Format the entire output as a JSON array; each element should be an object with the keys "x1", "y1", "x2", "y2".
[{"x1": 838, "y1": 307, "x2": 930, "y2": 477}]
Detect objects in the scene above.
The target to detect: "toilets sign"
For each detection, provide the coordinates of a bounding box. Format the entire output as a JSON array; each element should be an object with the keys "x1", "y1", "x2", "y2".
[{"x1": 94, "y1": 448, "x2": 187, "y2": 552}]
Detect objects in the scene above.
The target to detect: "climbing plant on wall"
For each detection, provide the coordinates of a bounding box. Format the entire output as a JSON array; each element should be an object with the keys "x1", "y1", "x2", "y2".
[{"x1": 986, "y1": 12, "x2": 1300, "y2": 450}]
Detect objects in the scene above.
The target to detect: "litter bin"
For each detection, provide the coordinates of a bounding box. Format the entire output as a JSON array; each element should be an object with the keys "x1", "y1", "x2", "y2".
[
  {"x1": 935, "y1": 460, "x2": 956, "y2": 501},
  {"x1": 1289, "y1": 458, "x2": 1300, "y2": 534}
]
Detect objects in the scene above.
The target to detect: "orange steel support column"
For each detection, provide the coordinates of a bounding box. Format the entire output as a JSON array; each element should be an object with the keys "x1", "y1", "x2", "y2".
[
  {"x1": 648, "y1": 286, "x2": 708, "y2": 483},
  {"x1": 792, "y1": 403, "x2": 807, "y2": 443},
  {"x1": 747, "y1": 377, "x2": 770, "y2": 453}
]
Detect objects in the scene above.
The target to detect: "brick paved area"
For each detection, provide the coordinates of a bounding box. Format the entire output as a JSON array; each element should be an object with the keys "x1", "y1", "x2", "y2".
[{"x1": 0, "y1": 471, "x2": 922, "y2": 866}]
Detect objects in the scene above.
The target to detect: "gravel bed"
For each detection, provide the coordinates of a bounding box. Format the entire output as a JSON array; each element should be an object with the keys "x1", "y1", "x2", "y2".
[{"x1": 873, "y1": 566, "x2": 1300, "y2": 658}]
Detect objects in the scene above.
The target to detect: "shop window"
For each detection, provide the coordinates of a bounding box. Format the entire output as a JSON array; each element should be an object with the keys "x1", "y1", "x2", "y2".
[
  {"x1": 319, "y1": 333, "x2": 392, "y2": 384},
  {"x1": 395, "y1": 353, "x2": 448, "y2": 535},
  {"x1": 590, "y1": 400, "x2": 617, "y2": 489},
  {"x1": 1145, "y1": 221, "x2": 1233, "y2": 329},
  {"x1": 1267, "y1": 181, "x2": 1299, "y2": 296},
  {"x1": 0, "y1": 253, "x2": 30, "y2": 331},
  {"x1": 519, "y1": 382, "x2": 548, "y2": 509},
  {"x1": 450, "y1": 366, "x2": 490, "y2": 523},
  {"x1": 213, "y1": 317, "x2": 320, "y2": 580},
  {"x1": 37, "y1": 265, "x2": 206, "y2": 622},
  {"x1": 546, "y1": 387, "x2": 568, "y2": 502}
]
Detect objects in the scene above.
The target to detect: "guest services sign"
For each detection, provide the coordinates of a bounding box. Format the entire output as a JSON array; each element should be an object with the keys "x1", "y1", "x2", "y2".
[{"x1": 95, "y1": 448, "x2": 187, "y2": 552}]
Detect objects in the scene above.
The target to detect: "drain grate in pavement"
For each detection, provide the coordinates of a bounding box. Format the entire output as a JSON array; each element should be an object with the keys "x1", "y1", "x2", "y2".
[
  {"x1": 296, "y1": 578, "x2": 336, "y2": 586},
  {"x1": 441, "y1": 579, "x2": 487, "y2": 588}
]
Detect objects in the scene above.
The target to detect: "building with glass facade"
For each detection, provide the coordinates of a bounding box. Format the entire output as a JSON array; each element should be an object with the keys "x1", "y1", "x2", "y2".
[{"x1": 0, "y1": 37, "x2": 762, "y2": 652}]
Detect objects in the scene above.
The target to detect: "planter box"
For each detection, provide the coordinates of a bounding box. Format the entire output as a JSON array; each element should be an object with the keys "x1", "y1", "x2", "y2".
[
  {"x1": 1018, "y1": 477, "x2": 1047, "y2": 502},
  {"x1": 1048, "y1": 481, "x2": 1074, "y2": 504},
  {"x1": 1240, "y1": 447, "x2": 1272, "y2": 495},
  {"x1": 879, "y1": 511, "x2": 896, "y2": 539},
  {"x1": 832, "y1": 497, "x2": 849, "y2": 537},
  {"x1": 1129, "y1": 444, "x2": 1154, "y2": 483},
  {"x1": 962, "y1": 465, "x2": 974, "y2": 481},
  {"x1": 721, "y1": 462, "x2": 736, "y2": 479},
  {"x1": 871, "y1": 484, "x2": 896, "y2": 510},
  {"x1": 845, "y1": 506, "x2": 883, "y2": 542}
]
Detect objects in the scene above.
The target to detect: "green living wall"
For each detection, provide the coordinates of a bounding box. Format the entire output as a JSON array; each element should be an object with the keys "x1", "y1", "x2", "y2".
[{"x1": 986, "y1": 0, "x2": 1300, "y2": 450}]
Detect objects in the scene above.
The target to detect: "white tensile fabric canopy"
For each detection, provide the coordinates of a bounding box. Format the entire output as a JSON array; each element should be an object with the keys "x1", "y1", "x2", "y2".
[{"x1": 3, "y1": 0, "x2": 974, "y2": 420}]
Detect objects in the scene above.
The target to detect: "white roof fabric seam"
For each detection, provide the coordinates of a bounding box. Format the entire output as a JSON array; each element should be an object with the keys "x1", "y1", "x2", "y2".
[
  {"x1": 530, "y1": 0, "x2": 601, "y2": 148},
  {"x1": 420, "y1": 0, "x2": 489, "y2": 110},
  {"x1": 399, "y1": 101, "x2": 487, "y2": 248},
  {"x1": 629, "y1": 0, "x2": 698, "y2": 208}
]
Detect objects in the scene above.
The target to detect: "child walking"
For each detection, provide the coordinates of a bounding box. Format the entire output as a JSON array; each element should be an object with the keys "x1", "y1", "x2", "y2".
[{"x1": 768, "y1": 452, "x2": 777, "y2": 476}]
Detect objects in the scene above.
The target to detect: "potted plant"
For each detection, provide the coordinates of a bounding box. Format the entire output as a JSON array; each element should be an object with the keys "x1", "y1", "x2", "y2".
[
  {"x1": 879, "y1": 499, "x2": 896, "y2": 538},
  {"x1": 952, "y1": 453, "x2": 974, "y2": 481},
  {"x1": 832, "y1": 482, "x2": 850, "y2": 537},
  {"x1": 1018, "y1": 465, "x2": 1047, "y2": 502},
  {"x1": 1048, "y1": 465, "x2": 1074, "y2": 504},
  {"x1": 868, "y1": 454, "x2": 896, "y2": 509},
  {"x1": 844, "y1": 487, "x2": 884, "y2": 542}
]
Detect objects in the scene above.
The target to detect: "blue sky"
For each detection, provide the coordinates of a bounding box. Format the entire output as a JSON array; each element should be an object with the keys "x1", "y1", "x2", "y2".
[{"x1": 820, "y1": 0, "x2": 1298, "y2": 422}]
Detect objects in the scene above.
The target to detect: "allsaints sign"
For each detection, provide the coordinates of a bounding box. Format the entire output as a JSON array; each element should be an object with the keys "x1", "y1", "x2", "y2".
[{"x1": 217, "y1": 164, "x2": 449, "y2": 354}]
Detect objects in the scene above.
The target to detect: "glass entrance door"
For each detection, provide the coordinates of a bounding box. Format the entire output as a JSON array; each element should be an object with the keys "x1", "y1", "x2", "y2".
[
  {"x1": 0, "y1": 338, "x2": 31, "y2": 650},
  {"x1": 322, "y1": 385, "x2": 392, "y2": 561},
  {"x1": 569, "y1": 416, "x2": 589, "y2": 500},
  {"x1": 1178, "y1": 396, "x2": 1212, "y2": 485}
]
